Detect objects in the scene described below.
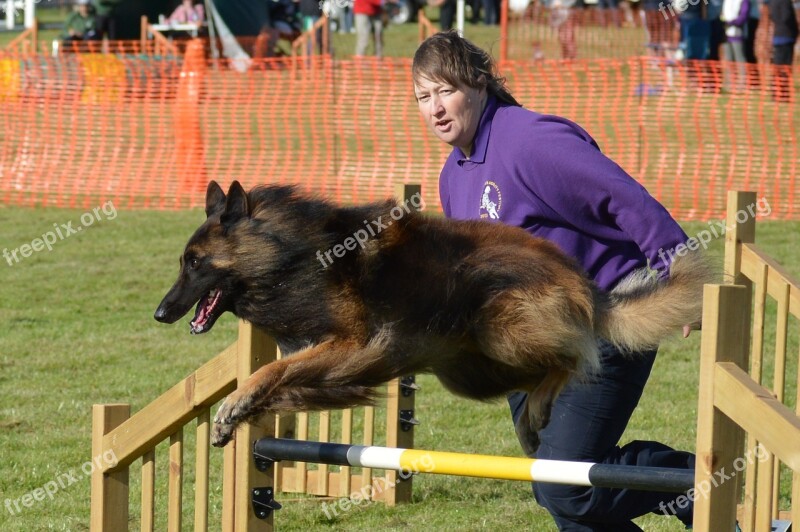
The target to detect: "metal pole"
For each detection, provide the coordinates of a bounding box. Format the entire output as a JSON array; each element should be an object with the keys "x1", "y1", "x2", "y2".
[
  {"x1": 6, "y1": 0, "x2": 15, "y2": 30},
  {"x1": 24, "y1": 0, "x2": 34, "y2": 28},
  {"x1": 254, "y1": 438, "x2": 695, "y2": 493},
  {"x1": 456, "y1": 0, "x2": 464, "y2": 35}
]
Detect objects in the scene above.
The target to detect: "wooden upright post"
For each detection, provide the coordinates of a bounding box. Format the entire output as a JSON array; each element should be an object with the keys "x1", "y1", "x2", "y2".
[
  {"x1": 723, "y1": 191, "x2": 758, "y2": 531},
  {"x1": 724, "y1": 190, "x2": 756, "y2": 285},
  {"x1": 233, "y1": 320, "x2": 278, "y2": 531},
  {"x1": 90, "y1": 404, "x2": 130, "y2": 532},
  {"x1": 140, "y1": 15, "x2": 148, "y2": 52},
  {"x1": 694, "y1": 284, "x2": 749, "y2": 531}
]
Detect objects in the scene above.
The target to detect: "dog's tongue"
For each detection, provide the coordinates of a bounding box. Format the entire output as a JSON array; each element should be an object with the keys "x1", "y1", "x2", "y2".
[{"x1": 190, "y1": 289, "x2": 221, "y2": 334}]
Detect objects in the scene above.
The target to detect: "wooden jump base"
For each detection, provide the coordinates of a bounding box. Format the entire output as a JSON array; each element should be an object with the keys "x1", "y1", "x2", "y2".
[{"x1": 253, "y1": 438, "x2": 695, "y2": 494}]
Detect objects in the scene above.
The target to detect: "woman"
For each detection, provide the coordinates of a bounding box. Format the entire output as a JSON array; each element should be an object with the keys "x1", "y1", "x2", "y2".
[
  {"x1": 354, "y1": 0, "x2": 384, "y2": 57},
  {"x1": 62, "y1": 0, "x2": 96, "y2": 41},
  {"x1": 769, "y1": 0, "x2": 798, "y2": 102},
  {"x1": 412, "y1": 31, "x2": 695, "y2": 531}
]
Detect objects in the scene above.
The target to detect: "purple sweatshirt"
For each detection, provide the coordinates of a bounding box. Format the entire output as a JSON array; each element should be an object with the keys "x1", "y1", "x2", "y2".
[{"x1": 438, "y1": 96, "x2": 688, "y2": 291}]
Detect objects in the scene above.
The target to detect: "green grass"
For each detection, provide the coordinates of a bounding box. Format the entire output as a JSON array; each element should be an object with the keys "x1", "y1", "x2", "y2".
[{"x1": 0, "y1": 204, "x2": 797, "y2": 530}]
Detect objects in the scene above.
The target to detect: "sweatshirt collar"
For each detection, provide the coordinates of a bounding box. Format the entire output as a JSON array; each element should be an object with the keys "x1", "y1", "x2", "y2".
[{"x1": 455, "y1": 94, "x2": 498, "y2": 165}]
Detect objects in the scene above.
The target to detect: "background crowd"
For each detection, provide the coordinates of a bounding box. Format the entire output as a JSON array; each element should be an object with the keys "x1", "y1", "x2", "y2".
[{"x1": 56, "y1": 0, "x2": 797, "y2": 75}]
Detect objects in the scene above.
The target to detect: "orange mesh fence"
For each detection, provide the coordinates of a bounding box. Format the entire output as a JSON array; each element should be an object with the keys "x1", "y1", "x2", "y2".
[
  {"x1": 502, "y1": 1, "x2": 678, "y2": 61},
  {"x1": 504, "y1": 58, "x2": 798, "y2": 220},
  {"x1": 0, "y1": 46, "x2": 797, "y2": 220},
  {"x1": 500, "y1": 0, "x2": 798, "y2": 63}
]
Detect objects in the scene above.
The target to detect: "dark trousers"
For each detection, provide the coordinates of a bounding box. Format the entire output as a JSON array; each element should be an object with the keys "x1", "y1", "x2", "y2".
[
  {"x1": 508, "y1": 342, "x2": 695, "y2": 531},
  {"x1": 482, "y1": 0, "x2": 499, "y2": 24},
  {"x1": 708, "y1": 19, "x2": 726, "y2": 60},
  {"x1": 744, "y1": 17, "x2": 758, "y2": 62},
  {"x1": 744, "y1": 18, "x2": 760, "y2": 87},
  {"x1": 94, "y1": 14, "x2": 117, "y2": 40},
  {"x1": 440, "y1": 0, "x2": 456, "y2": 30},
  {"x1": 773, "y1": 43, "x2": 795, "y2": 102},
  {"x1": 470, "y1": 0, "x2": 482, "y2": 23},
  {"x1": 773, "y1": 42, "x2": 795, "y2": 65}
]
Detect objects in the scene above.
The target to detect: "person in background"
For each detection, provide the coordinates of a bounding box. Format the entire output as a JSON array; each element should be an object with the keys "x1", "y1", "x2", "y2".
[
  {"x1": 550, "y1": 0, "x2": 580, "y2": 59},
  {"x1": 331, "y1": 0, "x2": 355, "y2": 33},
  {"x1": 743, "y1": 0, "x2": 760, "y2": 62},
  {"x1": 412, "y1": 30, "x2": 697, "y2": 532},
  {"x1": 644, "y1": 0, "x2": 675, "y2": 57},
  {"x1": 678, "y1": 0, "x2": 709, "y2": 59},
  {"x1": 742, "y1": 0, "x2": 761, "y2": 88},
  {"x1": 168, "y1": 0, "x2": 205, "y2": 24},
  {"x1": 470, "y1": 0, "x2": 482, "y2": 23},
  {"x1": 429, "y1": 0, "x2": 457, "y2": 30},
  {"x1": 722, "y1": 0, "x2": 750, "y2": 90},
  {"x1": 299, "y1": 0, "x2": 324, "y2": 54},
  {"x1": 91, "y1": 0, "x2": 122, "y2": 39},
  {"x1": 354, "y1": 0, "x2": 383, "y2": 56},
  {"x1": 256, "y1": 0, "x2": 301, "y2": 57},
  {"x1": 597, "y1": 0, "x2": 621, "y2": 27},
  {"x1": 482, "y1": 0, "x2": 500, "y2": 24},
  {"x1": 769, "y1": 0, "x2": 798, "y2": 101},
  {"x1": 707, "y1": 0, "x2": 726, "y2": 61},
  {"x1": 62, "y1": 0, "x2": 96, "y2": 41}
]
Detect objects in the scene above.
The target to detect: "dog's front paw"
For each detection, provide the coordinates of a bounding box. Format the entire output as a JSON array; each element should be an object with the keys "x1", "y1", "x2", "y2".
[
  {"x1": 211, "y1": 420, "x2": 236, "y2": 447},
  {"x1": 214, "y1": 396, "x2": 236, "y2": 425},
  {"x1": 211, "y1": 391, "x2": 258, "y2": 447}
]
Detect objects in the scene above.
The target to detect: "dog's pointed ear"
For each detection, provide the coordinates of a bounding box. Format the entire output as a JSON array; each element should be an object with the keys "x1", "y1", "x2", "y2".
[
  {"x1": 220, "y1": 181, "x2": 249, "y2": 228},
  {"x1": 205, "y1": 181, "x2": 226, "y2": 218}
]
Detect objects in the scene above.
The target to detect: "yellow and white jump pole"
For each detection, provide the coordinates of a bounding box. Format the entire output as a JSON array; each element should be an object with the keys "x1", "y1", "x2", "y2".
[{"x1": 253, "y1": 438, "x2": 694, "y2": 493}]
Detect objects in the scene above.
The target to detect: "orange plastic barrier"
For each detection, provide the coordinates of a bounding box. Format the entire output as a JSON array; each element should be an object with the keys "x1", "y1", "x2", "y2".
[
  {"x1": 502, "y1": 2, "x2": 668, "y2": 61},
  {"x1": 500, "y1": 0, "x2": 792, "y2": 64},
  {"x1": 0, "y1": 49, "x2": 797, "y2": 220}
]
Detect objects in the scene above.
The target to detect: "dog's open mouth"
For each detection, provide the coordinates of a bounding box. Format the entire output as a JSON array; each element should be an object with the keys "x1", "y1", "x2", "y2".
[{"x1": 190, "y1": 288, "x2": 222, "y2": 334}]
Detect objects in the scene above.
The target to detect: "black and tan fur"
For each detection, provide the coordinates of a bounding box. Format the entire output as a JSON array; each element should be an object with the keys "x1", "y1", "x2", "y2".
[{"x1": 154, "y1": 181, "x2": 714, "y2": 453}]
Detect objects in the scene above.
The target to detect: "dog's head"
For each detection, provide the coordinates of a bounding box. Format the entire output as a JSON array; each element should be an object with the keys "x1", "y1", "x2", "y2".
[{"x1": 154, "y1": 180, "x2": 250, "y2": 334}]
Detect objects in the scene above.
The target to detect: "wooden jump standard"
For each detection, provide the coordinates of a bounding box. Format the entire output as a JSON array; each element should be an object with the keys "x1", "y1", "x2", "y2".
[{"x1": 253, "y1": 438, "x2": 695, "y2": 495}]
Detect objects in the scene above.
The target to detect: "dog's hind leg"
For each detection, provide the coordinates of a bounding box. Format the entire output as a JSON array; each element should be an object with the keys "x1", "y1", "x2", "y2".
[
  {"x1": 211, "y1": 330, "x2": 400, "y2": 446},
  {"x1": 513, "y1": 368, "x2": 572, "y2": 457}
]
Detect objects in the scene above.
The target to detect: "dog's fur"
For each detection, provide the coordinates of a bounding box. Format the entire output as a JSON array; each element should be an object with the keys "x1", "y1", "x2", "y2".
[{"x1": 155, "y1": 181, "x2": 715, "y2": 453}]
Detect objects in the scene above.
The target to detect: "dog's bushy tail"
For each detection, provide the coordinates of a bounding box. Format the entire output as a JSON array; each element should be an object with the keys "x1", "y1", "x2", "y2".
[{"x1": 595, "y1": 251, "x2": 718, "y2": 352}]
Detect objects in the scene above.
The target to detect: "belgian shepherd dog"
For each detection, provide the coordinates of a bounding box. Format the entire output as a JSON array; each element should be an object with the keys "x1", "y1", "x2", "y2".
[{"x1": 155, "y1": 181, "x2": 713, "y2": 453}]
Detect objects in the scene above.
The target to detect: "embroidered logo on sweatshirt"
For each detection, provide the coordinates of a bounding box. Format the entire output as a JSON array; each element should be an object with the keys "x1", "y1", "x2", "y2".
[{"x1": 480, "y1": 181, "x2": 502, "y2": 220}]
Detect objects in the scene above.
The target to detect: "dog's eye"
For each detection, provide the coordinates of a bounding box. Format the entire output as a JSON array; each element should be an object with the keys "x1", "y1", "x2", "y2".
[{"x1": 189, "y1": 258, "x2": 199, "y2": 270}]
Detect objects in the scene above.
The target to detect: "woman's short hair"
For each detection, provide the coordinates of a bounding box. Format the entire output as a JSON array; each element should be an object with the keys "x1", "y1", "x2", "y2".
[{"x1": 412, "y1": 30, "x2": 520, "y2": 107}]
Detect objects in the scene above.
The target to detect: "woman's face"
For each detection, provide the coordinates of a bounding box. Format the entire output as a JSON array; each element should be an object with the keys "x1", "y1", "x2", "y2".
[{"x1": 414, "y1": 76, "x2": 486, "y2": 157}]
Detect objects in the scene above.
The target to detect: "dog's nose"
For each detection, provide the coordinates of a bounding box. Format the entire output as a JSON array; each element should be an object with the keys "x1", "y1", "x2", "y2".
[{"x1": 154, "y1": 306, "x2": 168, "y2": 322}]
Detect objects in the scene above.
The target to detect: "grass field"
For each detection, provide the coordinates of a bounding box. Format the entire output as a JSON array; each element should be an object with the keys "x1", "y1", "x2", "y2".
[{"x1": 0, "y1": 203, "x2": 797, "y2": 531}]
